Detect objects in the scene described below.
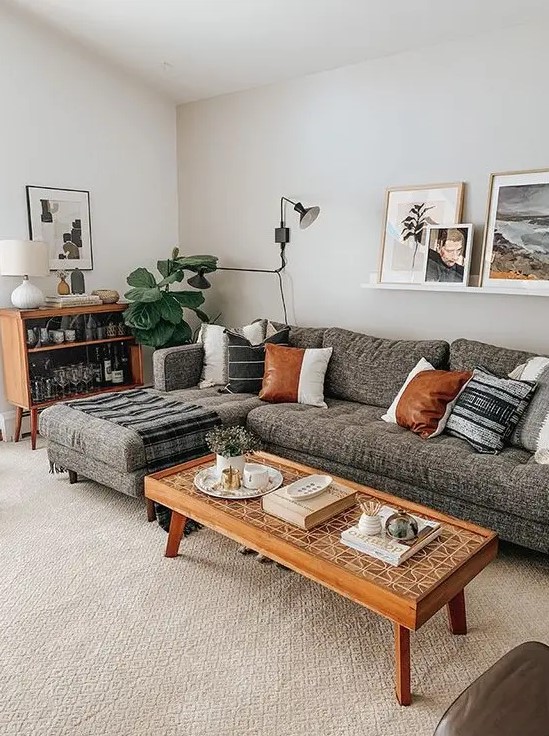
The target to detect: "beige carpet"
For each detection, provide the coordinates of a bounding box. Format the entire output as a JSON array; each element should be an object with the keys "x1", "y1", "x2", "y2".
[{"x1": 1, "y1": 439, "x2": 548, "y2": 736}]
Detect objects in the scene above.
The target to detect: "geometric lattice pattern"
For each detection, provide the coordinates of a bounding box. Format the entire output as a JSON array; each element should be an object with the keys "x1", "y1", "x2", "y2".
[{"x1": 160, "y1": 455, "x2": 489, "y2": 600}]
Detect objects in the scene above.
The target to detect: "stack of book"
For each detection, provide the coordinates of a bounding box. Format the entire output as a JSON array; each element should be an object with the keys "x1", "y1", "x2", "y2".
[
  {"x1": 44, "y1": 294, "x2": 103, "y2": 308},
  {"x1": 261, "y1": 481, "x2": 356, "y2": 530},
  {"x1": 340, "y1": 505, "x2": 442, "y2": 566}
]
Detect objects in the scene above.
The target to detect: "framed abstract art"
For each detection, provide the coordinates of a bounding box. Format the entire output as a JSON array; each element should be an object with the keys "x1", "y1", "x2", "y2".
[
  {"x1": 26, "y1": 185, "x2": 93, "y2": 271},
  {"x1": 378, "y1": 183, "x2": 464, "y2": 284}
]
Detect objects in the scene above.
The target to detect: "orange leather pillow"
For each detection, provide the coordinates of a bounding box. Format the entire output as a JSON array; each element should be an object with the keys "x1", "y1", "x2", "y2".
[
  {"x1": 395, "y1": 370, "x2": 473, "y2": 438},
  {"x1": 259, "y1": 343, "x2": 333, "y2": 407}
]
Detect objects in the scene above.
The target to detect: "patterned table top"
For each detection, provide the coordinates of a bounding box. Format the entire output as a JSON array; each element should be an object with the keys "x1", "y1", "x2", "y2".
[{"x1": 156, "y1": 454, "x2": 493, "y2": 602}]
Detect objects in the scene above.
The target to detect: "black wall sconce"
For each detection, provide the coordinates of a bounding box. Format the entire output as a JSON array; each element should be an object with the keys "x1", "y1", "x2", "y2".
[{"x1": 191, "y1": 196, "x2": 320, "y2": 323}]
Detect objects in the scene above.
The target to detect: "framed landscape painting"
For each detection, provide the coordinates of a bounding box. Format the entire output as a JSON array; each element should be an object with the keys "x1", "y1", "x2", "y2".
[
  {"x1": 26, "y1": 185, "x2": 93, "y2": 271},
  {"x1": 378, "y1": 183, "x2": 464, "y2": 284},
  {"x1": 482, "y1": 169, "x2": 549, "y2": 291}
]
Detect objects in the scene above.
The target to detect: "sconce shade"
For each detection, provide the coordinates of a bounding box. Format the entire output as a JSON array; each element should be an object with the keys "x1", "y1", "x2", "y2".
[
  {"x1": 0, "y1": 240, "x2": 49, "y2": 277},
  {"x1": 187, "y1": 269, "x2": 211, "y2": 289},
  {"x1": 293, "y1": 202, "x2": 320, "y2": 230}
]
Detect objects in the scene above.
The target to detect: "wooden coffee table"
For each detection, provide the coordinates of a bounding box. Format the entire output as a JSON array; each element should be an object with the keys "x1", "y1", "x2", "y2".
[{"x1": 145, "y1": 452, "x2": 498, "y2": 705}]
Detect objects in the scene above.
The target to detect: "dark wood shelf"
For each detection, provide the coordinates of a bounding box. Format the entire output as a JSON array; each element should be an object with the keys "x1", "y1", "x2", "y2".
[
  {"x1": 28, "y1": 335, "x2": 135, "y2": 353},
  {"x1": 32, "y1": 382, "x2": 142, "y2": 409}
]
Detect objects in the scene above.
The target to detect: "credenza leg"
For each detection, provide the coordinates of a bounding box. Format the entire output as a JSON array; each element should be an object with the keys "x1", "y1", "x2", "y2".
[
  {"x1": 394, "y1": 623, "x2": 411, "y2": 706},
  {"x1": 165, "y1": 511, "x2": 187, "y2": 558},
  {"x1": 30, "y1": 408, "x2": 38, "y2": 450},
  {"x1": 14, "y1": 407, "x2": 23, "y2": 443}
]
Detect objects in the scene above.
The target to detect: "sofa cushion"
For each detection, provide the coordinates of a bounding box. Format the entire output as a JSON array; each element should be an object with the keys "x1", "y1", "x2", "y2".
[
  {"x1": 270, "y1": 321, "x2": 326, "y2": 349},
  {"x1": 450, "y1": 338, "x2": 536, "y2": 377},
  {"x1": 246, "y1": 399, "x2": 546, "y2": 521},
  {"x1": 321, "y1": 328, "x2": 450, "y2": 407},
  {"x1": 40, "y1": 388, "x2": 262, "y2": 473}
]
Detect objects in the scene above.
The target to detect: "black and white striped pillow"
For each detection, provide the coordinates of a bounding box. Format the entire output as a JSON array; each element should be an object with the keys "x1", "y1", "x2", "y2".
[
  {"x1": 445, "y1": 368, "x2": 536, "y2": 454},
  {"x1": 224, "y1": 327, "x2": 290, "y2": 394}
]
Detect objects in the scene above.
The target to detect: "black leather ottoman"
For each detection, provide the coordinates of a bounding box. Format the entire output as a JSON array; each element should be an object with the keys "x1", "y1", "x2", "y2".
[{"x1": 434, "y1": 641, "x2": 549, "y2": 736}]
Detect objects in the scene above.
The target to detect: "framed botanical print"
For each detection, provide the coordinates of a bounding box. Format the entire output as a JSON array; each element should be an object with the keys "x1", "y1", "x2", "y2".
[
  {"x1": 481, "y1": 169, "x2": 549, "y2": 291},
  {"x1": 378, "y1": 182, "x2": 464, "y2": 284},
  {"x1": 423, "y1": 224, "x2": 473, "y2": 287},
  {"x1": 26, "y1": 185, "x2": 93, "y2": 271}
]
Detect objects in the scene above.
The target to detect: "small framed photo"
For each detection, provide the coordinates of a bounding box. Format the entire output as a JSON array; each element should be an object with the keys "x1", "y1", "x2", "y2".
[
  {"x1": 26, "y1": 185, "x2": 93, "y2": 271},
  {"x1": 423, "y1": 224, "x2": 473, "y2": 286}
]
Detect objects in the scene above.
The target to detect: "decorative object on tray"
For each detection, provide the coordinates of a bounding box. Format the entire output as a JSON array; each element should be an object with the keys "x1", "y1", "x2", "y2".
[
  {"x1": 70, "y1": 268, "x2": 85, "y2": 294},
  {"x1": 356, "y1": 497, "x2": 382, "y2": 536},
  {"x1": 91, "y1": 289, "x2": 119, "y2": 304},
  {"x1": 56, "y1": 270, "x2": 70, "y2": 295},
  {"x1": 285, "y1": 474, "x2": 333, "y2": 500},
  {"x1": 259, "y1": 343, "x2": 333, "y2": 407},
  {"x1": 481, "y1": 169, "x2": 549, "y2": 292},
  {"x1": 340, "y1": 505, "x2": 442, "y2": 566},
  {"x1": 445, "y1": 368, "x2": 536, "y2": 453},
  {"x1": 423, "y1": 224, "x2": 473, "y2": 286},
  {"x1": 0, "y1": 239, "x2": 49, "y2": 308},
  {"x1": 243, "y1": 463, "x2": 270, "y2": 490},
  {"x1": 26, "y1": 185, "x2": 93, "y2": 270},
  {"x1": 205, "y1": 425, "x2": 262, "y2": 478},
  {"x1": 123, "y1": 247, "x2": 218, "y2": 348},
  {"x1": 261, "y1": 481, "x2": 356, "y2": 530},
  {"x1": 385, "y1": 510, "x2": 419, "y2": 540},
  {"x1": 193, "y1": 463, "x2": 283, "y2": 499},
  {"x1": 379, "y1": 182, "x2": 464, "y2": 284},
  {"x1": 225, "y1": 326, "x2": 290, "y2": 394},
  {"x1": 220, "y1": 466, "x2": 242, "y2": 491}
]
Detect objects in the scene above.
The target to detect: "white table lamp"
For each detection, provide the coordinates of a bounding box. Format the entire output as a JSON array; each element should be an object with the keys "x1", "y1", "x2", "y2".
[{"x1": 0, "y1": 240, "x2": 50, "y2": 309}]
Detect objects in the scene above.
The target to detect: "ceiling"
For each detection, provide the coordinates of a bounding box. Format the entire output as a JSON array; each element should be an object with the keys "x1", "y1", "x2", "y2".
[{"x1": 6, "y1": 0, "x2": 549, "y2": 104}]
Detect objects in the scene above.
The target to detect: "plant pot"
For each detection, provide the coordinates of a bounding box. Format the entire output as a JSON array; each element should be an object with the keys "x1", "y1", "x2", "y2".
[{"x1": 216, "y1": 454, "x2": 246, "y2": 478}]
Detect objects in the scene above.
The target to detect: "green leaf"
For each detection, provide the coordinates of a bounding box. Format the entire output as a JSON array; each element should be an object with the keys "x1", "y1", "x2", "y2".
[
  {"x1": 132, "y1": 319, "x2": 176, "y2": 348},
  {"x1": 157, "y1": 270, "x2": 185, "y2": 287},
  {"x1": 156, "y1": 259, "x2": 171, "y2": 279},
  {"x1": 126, "y1": 267, "x2": 157, "y2": 288},
  {"x1": 159, "y1": 292, "x2": 183, "y2": 325},
  {"x1": 167, "y1": 321, "x2": 192, "y2": 346},
  {"x1": 124, "y1": 286, "x2": 162, "y2": 303},
  {"x1": 193, "y1": 308, "x2": 210, "y2": 323},
  {"x1": 123, "y1": 301, "x2": 162, "y2": 330},
  {"x1": 174, "y1": 255, "x2": 218, "y2": 273},
  {"x1": 170, "y1": 290, "x2": 205, "y2": 308}
]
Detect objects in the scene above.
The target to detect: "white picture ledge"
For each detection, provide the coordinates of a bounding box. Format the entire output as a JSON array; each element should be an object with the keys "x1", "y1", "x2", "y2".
[{"x1": 360, "y1": 274, "x2": 549, "y2": 297}]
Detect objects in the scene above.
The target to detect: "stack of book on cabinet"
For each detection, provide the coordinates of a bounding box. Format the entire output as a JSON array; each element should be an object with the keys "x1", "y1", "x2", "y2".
[
  {"x1": 44, "y1": 294, "x2": 102, "y2": 308},
  {"x1": 341, "y1": 505, "x2": 442, "y2": 566},
  {"x1": 261, "y1": 482, "x2": 356, "y2": 530}
]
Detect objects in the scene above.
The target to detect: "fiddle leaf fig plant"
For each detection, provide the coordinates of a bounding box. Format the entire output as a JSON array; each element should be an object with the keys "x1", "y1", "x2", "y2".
[{"x1": 123, "y1": 248, "x2": 218, "y2": 349}]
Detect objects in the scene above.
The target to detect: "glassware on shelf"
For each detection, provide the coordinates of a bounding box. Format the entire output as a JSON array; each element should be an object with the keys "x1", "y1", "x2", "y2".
[
  {"x1": 81, "y1": 365, "x2": 94, "y2": 394},
  {"x1": 26, "y1": 328, "x2": 39, "y2": 348},
  {"x1": 53, "y1": 367, "x2": 69, "y2": 398},
  {"x1": 67, "y1": 364, "x2": 83, "y2": 395}
]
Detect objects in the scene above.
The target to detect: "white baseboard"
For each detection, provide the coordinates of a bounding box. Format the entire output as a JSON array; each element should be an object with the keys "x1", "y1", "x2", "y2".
[{"x1": 0, "y1": 410, "x2": 30, "y2": 442}]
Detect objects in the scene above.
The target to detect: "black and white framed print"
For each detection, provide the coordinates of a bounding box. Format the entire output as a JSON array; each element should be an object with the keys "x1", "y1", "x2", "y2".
[
  {"x1": 26, "y1": 185, "x2": 93, "y2": 271},
  {"x1": 423, "y1": 224, "x2": 473, "y2": 286}
]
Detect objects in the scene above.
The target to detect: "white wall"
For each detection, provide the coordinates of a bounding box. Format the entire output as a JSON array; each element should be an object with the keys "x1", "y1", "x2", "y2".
[
  {"x1": 177, "y1": 22, "x2": 549, "y2": 354},
  {"x1": 0, "y1": 5, "x2": 178, "y2": 416}
]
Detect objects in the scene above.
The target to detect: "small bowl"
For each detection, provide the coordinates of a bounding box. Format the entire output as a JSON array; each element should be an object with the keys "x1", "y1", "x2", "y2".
[
  {"x1": 385, "y1": 511, "x2": 419, "y2": 541},
  {"x1": 92, "y1": 289, "x2": 119, "y2": 304}
]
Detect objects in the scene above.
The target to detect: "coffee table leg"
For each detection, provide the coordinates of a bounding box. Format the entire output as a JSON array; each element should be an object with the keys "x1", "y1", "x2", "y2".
[
  {"x1": 165, "y1": 511, "x2": 187, "y2": 558},
  {"x1": 394, "y1": 623, "x2": 411, "y2": 706},
  {"x1": 447, "y1": 589, "x2": 467, "y2": 635}
]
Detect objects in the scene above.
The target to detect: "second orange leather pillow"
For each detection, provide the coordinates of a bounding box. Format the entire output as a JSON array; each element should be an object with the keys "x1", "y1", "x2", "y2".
[{"x1": 395, "y1": 369, "x2": 473, "y2": 438}]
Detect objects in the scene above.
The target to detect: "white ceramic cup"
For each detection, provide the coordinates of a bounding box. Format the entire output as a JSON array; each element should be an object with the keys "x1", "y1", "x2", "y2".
[{"x1": 243, "y1": 463, "x2": 269, "y2": 490}]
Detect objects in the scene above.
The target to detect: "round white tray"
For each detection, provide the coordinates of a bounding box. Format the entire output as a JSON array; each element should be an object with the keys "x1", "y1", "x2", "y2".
[{"x1": 194, "y1": 464, "x2": 283, "y2": 499}]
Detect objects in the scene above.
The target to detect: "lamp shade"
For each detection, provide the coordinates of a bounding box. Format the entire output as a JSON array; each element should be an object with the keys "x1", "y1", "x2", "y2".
[
  {"x1": 292, "y1": 202, "x2": 320, "y2": 230},
  {"x1": 0, "y1": 240, "x2": 49, "y2": 277}
]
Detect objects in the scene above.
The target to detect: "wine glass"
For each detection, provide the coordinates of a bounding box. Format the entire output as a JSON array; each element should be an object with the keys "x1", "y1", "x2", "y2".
[
  {"x1": 54, "y1": 367, "x2": 68, "y2": 398},
  {"x1": 81, "y1": 365, "x2": 94, "y2": 394},
  {"x1": 67, "y1": 364, "x2": 82, "y2": 395}
]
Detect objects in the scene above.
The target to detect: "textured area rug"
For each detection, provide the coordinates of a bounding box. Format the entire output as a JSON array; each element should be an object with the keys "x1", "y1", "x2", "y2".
[{"x1": 1, "y1": 439, "x2": 548, "y2": 736}]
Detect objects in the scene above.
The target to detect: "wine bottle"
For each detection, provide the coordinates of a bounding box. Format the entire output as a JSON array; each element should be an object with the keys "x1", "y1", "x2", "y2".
[
  {"x1": 103, "y1": 344, "x2": 112, "y2": 384},
  {"x1": 93, "y1": 347, "x2": 103, "y2": 387},
  {"x1": 111, "y1": 346, "x2": 124, "y2": 384},
  {"x1": 120, "y1": 342, "x2": 130, "y2": 383}
]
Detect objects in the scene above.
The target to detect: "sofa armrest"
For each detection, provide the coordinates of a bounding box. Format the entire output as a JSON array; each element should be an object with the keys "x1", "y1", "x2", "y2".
[{"x1": 153, "y1": 344, "x2": 204, "y2": 392}]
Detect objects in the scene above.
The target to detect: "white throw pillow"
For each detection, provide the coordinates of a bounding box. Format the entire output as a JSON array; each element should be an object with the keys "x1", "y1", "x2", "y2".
[
  {"x1": 198, "y1": 320, "x2": 266, "y2": 388},
  {"x1": 381, "y1": 358, "x2": 435, "y2": 423}
]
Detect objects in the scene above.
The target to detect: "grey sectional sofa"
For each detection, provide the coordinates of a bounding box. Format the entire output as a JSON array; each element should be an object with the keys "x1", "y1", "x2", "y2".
[{"x1": 40, "y1": 324, "x2": 549, "y2": 554}]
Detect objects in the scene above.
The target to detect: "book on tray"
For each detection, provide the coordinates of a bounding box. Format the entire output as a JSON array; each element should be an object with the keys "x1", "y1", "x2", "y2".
[
  {"x1": 340, "y1": 505, "x2": 442, "y2": 566},
  {"x1": 261, "y1": 482, "x2": 356, "y2": 530}
]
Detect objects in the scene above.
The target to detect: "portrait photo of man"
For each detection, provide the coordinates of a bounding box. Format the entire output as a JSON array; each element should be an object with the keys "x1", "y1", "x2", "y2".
[{"x1": 424, "y1": 226, "x2": 472, "y2": 285}]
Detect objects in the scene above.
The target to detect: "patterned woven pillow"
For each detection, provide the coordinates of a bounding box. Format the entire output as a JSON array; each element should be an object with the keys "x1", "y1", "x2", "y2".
[
  {"x1": 445, "y1": 368, "x2": 536, "y2": 454},
  {"x1": 224, "y1": 327, "x2": 290, "y2": 394},
  {"x1": 510, "y1": 357, "x2": 549, "y2": 452}
]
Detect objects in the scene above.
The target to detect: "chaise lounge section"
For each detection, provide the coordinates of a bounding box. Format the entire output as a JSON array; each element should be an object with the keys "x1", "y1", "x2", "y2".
[{"x1": 39, "y1": 324, "x2": 549, "y2": 553}]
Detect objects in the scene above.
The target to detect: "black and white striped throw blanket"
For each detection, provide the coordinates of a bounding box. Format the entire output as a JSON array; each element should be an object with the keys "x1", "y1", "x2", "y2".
[{"x1": 66, "y1": 388, "x2": 221, "y2": 533}]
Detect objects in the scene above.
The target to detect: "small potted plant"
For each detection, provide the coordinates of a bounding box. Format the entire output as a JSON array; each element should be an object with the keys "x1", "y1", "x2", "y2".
[{"x1": 206, "y1": 426, "x2": 262, "y2": 477}]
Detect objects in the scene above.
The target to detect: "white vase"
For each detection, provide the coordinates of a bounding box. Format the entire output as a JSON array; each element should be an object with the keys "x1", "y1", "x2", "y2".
[
  {"x1": 358, "y1": 513, "x2": 382, "y2": 536},
  {"x1": 216, "y1": 454, "x2": 246, "y2": 478}
]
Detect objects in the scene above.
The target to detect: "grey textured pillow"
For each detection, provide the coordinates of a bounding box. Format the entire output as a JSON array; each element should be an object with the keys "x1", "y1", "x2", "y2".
[
  {"x1": 511, "y1": 357, "x2": 549, "y2": 452},
  {"x1": 445, "y1": 368, "x2": 536, "y2": 454}
]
